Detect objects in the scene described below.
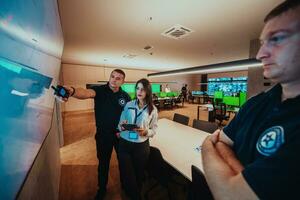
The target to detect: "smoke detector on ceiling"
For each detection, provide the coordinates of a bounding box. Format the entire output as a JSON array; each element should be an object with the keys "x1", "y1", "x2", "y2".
[{"x1": 161, "y1": 24, "x2": 194, "y2": 40}]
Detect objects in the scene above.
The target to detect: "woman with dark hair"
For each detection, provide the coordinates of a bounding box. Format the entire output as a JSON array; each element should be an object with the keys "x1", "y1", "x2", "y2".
[{"x1": 117, "y1": 78, "x2": 158, "y2": 200}]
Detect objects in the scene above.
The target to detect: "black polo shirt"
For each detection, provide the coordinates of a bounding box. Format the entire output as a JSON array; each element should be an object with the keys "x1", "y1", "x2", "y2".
[
  {"x1": 91, "y1": 83, "x2": 130, "y2": 133},
  {"x1": 223, "y1": 84, "x2": 300, "y2": 199}
]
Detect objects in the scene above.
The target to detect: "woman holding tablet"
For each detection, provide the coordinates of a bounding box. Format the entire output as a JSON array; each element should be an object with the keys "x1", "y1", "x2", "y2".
[{"x1": 117, "y1": 78, "x2": 158, "y2": 200}]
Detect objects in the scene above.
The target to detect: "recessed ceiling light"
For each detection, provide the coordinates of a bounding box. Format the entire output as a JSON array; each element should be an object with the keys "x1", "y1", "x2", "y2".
[
  {"x1": 143, "y1": 45, "x2": 153, "y2": 50},
  {"x1": 123, "y1": 54, "x2": 138, "y2": 59}
]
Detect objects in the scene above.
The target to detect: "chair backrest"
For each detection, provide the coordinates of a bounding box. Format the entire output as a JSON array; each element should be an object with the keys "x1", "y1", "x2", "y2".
[
  {"x1": 147, "y1": 147, "x2": 170, "y2": 185},
  {"x1": 214, "y1": 103, "x2": 227, "y2": 116},
  {"x1": 175, "y1": 94, "x2": 183, "y2": 102},
  {"x1": 213, "y1": 103, "x2": 230, "y2": 126},
  {"x1": 191, "y1": 165, "x2": 213, "y2": 200},
  {"x1": 173, "y1": 113, "x2": 189, "y2": 125},
  {"x1": 192, "y1": 119, "x2": 218, "y2": 133}
]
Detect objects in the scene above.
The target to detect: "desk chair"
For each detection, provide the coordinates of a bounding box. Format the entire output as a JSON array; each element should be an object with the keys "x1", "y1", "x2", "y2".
[
  {"x1": 145, "y1": 147, "x2": 190, "y2": 200},
  {"x1": 188, "y1": 95, "x2": 195, "y2": 104},
  {"x1": 188, "y1": 165, "x2": 213, "y2": 200},
  {"x1": 144, "y1": 147, "x2": 172, "y2": 200},
  {"x1": 153, "y1": 95, "x2": 160, "y2": 111},
  {"x1": 203, "y1": 94, "x2": 211, "y2": 104},
  {"x1": 173, "y1": 113, "x2": 189, "y2": 126},
  {"x1": 192, "y1": 119, "x2": 218, "y2": 134},
  {"x1": 173, "y1": 94, "x2": 184, "y2": 107},
  {"x1": 163, "y1": 98, "x2": 173, "y2": 109},
  {"x1": 213, "y1": 103, "x2": 230, "y2": 126}
]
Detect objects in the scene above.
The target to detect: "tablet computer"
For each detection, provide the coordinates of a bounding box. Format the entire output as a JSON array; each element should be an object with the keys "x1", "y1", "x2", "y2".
[{"x1": 121, "y1": 124, "x2": 138, "y2": 131}]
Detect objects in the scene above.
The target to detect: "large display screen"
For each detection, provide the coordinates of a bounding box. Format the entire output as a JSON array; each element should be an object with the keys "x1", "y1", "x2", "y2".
[
  {"x1": 0, "y1": 0, "x2": 63, "y2": 198},
  {"x1": 208, "y1": 76, "x2": 247, "y2": 96},
  {"x1": 121, "y1": 83, "x2": 161, "y2": 93}
]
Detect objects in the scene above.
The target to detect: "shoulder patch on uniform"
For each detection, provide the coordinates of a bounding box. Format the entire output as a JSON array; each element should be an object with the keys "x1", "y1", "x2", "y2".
[
  {"x1": 118, "y1": 98, "x2": 126, "y2": 106},
  {"x1": 256, "y1": 126, "x2": 285, "y2": 156}
]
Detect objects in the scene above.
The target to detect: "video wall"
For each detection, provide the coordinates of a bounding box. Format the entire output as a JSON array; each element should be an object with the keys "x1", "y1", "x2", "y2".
[
  {"x1": 0, "y1": 0, "x2": 63, "y2": 199},
  {"x1": 207, "y1": 76, "x2": 247, "y2": 96}
]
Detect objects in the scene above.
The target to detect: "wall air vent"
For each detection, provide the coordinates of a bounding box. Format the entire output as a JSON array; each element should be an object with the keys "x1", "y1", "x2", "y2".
[
  {"x1": 123, "y1": 54, "x2": 137, "y2": 59},
  {"x1": 161, "y1": 24, "x2": 194, "y2": 39}
]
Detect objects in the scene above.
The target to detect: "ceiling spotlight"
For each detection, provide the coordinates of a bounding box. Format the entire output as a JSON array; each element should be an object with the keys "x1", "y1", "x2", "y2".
[{"x1": 143, "y1": 45, "x2": 153, "y2": 50}]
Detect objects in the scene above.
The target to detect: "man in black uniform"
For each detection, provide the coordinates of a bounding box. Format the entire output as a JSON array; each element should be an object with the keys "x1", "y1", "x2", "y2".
[
  {"x1": 202, "y1": 1, "x2": 300, "y2": 199},
  {"x1": 181, "y1": 84, "x2": 187, "y2": 102},
  {"x1": 64, "y1": 69, "x2": 130, "y2": 199}
]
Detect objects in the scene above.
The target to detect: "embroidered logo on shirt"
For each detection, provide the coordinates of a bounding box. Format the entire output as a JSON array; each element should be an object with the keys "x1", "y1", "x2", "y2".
[
  {"x1": 256, "y1": 126, "x2": 285, "y2": 156},
  {"x1": 118, "y1": 98, "x2": 126, "y2": 106}
]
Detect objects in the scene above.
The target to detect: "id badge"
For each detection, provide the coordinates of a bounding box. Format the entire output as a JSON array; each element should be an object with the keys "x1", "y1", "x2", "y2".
[{"x1": 129, "y1": 131, "x2": 138, "y2": 139}]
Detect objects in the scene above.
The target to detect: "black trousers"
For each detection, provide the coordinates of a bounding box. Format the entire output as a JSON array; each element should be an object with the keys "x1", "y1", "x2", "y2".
[
  {"x1": 118, "y1": 138, "x2": 150, "y2": 200},
  {"x1": 95, "y1": 129, "x2": 121, "y2": 192}
]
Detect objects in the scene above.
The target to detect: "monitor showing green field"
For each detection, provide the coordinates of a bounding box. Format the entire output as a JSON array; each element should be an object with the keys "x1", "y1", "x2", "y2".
[
  {"x1": 121, "y1": 84, "x2": 136, "y2": 93},
  {"x1": 151, "y1": 84, "x2": 161, "y2": 93},
  {"x1": 223, "y1": 96, "x2": 240, "y2": 107},
  {"x1": 214, "y1": 91, "x2": 223, "y2": 99},
  {"x1": 121, "y1": 83, "x2": 161, "y2": 93}
]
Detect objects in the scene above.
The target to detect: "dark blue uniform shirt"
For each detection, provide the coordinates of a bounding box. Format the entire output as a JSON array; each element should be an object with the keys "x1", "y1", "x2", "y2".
[
  {"x1": 92, "y1": 83, "x2": 130, "y2": 133},
  {"x1": 223, "y1": 84, "x2": 300, "y2": 199}
]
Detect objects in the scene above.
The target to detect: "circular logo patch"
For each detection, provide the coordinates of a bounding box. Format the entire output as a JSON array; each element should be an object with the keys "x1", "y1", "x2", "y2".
[
  {"x1": 256, "y1": 126, "x2": 285, "y2": 156},
  {"x1": 119, "y1": 98, "x2": 126, "y2": 106}
]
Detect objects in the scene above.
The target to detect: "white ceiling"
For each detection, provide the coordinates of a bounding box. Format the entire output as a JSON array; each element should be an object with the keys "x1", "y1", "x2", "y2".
[{"x1": 58, "y1": 0, "x2": 283, "y2": 72}]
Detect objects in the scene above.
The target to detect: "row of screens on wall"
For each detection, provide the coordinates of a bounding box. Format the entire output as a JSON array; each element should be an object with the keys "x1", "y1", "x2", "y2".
[{"x1": 207, "y1": 76, "x2": 248, "y2": 96}]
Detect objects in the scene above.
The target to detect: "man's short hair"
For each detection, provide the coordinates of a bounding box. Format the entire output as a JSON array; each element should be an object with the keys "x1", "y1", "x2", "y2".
[
  {"x1": 112, "y1": 69, "x2": 126, "y2": 79},
  {"x1": 264, "y1": 0, "x2": 300, "y2": 22}
]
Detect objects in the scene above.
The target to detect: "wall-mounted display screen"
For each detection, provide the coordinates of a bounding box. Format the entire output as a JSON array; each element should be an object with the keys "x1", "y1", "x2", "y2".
[
  {"x1": 208, "y1": 76, "x2": 247, "y2": 96},
  {"x1": 121, "y1": 83, "x2": 161, "y2": 94},
  {"x1": 121, "y1": 84, "x2": 136, "y2": 93},
  {"x1": 151, "y1": 84, "x2": 161, "y2": 93},
  {"x1": 192, "y1": 91, "x2": 205, "y2": 95},
  {"x1": 0, "y1": 56, "x2": 54, "y2": 199}
]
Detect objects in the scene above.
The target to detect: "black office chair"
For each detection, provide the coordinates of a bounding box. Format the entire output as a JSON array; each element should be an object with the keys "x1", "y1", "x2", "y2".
[
  {"x1": 192, "y1": 119, "x2": 218, "y2": 134},
  {"x1": 173, "y1": 94, "x2": 184, "y2": 107},
  {"x1": 152, "y1": 95, "x2": 160, "y2": 110},
  {"x1": 188, "y1": 165, "x2": 214, "y2": 200},
  {"x1": 144, "y1": 146, "x2": 172, "y2": 200},
  {"x1": 173, "y1": 113, "x2": 189, "y2": 125},
  {"x1": 214, "y1": 98, "x2": 223, "y2": 105},
  {"x1": 203, "y1": 94, "x2": 210, "y2": 104},
  {"x1": 163, "y1": 98, "x2": 173, "y2": 109},
  {"x1": 213, "y1": 103, "x2": 230, "y2": 126},
  {"x1": 188, "y1": 94, "x2": 195, "y2": 104}
]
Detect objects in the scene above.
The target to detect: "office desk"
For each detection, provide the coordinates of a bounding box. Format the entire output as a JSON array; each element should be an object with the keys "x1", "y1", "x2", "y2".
[
  {"x1": 192, "y1": 95, "x2": 214, "y2": 104},
  {"x1": 150, "y1": 118, "x2": 209, "y2": 180}
]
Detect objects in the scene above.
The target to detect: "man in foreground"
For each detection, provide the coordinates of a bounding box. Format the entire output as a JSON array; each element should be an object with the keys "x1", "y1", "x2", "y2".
[{"x1": 202, "y1": 1, "x2": 300, "y2": 199}]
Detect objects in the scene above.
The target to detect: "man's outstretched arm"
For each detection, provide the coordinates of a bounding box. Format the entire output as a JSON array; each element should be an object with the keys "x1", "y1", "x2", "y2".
[{"x1": 64, "y1": 86, "x2": 96, "y2": 100}]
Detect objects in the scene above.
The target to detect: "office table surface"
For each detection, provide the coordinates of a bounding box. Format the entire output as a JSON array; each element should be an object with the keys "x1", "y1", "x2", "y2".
[{"x1": 149, "y1": 118, "x2": 210, "y2": 181}]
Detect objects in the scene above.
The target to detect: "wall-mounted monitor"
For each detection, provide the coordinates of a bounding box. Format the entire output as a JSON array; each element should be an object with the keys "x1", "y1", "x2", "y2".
[
  {"x1": 151, "y1": 84, "x2": 161, "y2": 93},
  {"x1": 208, "y1": 76, "x2": 247, "y2": 96},
  {"x1": 121, "y1": 83, "x2": 161, "y2": 94},
  {"x1": 121, "y1": 84, "x2": 136, "y2": 93}
]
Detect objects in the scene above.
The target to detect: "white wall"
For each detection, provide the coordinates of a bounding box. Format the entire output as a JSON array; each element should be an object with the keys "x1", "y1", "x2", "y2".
[
  {"x1": 61, "y1": 63, "x2": 201, "y2": 112},
  {"x1": 61, "y1": 63, "x2": 156, "y2": 111}
]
